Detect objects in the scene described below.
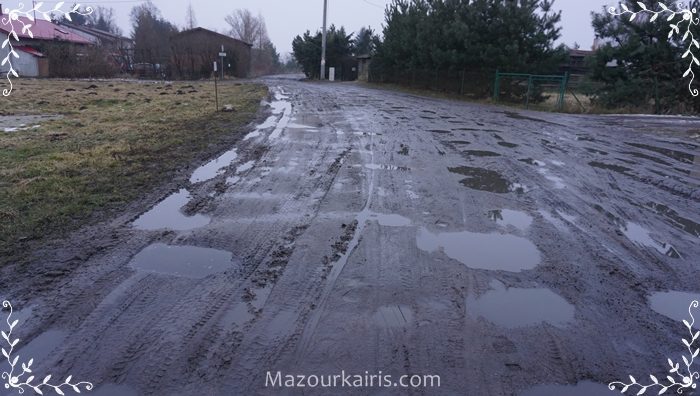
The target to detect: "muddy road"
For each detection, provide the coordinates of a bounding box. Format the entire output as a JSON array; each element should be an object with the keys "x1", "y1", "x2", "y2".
[{"x1": 2, "y1": 76, "x2": 699, "y2": 395}]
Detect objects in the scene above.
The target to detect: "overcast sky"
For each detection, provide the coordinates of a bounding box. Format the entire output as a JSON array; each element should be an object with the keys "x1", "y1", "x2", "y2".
[{"x1": 4, "y1": 0, "x2": 614, "y2": 54}]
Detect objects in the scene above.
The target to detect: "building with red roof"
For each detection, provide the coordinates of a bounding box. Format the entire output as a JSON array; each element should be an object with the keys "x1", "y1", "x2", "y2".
[{"x1": 0, "y1": 9, "x2": 93, "y2": 77}]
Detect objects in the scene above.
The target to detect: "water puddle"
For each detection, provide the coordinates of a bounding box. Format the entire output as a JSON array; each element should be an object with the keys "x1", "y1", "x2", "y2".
[
  {"x1": 649, "y1": 290, "x2": 700, "y2": 328},
  {"x1": 416, "y1": 227, "x2": 540, "y2": 272},
  {"x1": 586, "y1": 148, "x2": 608, "y2": 155},
  {"x1": 365, "y1": 213, "x2": 411, "y2": 227},
  {"x1": 621, "y1": 222, "x2": 681, "y2": 258},
  {"x1": 488, "y1": 209, "x2": 533, "y2": 231},
  {"x1": 364, "y1": 164, "x2": 411, "y2": 171},
  {"x1": 243, "y1": 115, "x2": 279, "y2": 141},
  {"x1": 450, "y1": 140, "x2": 471, "y2": 145},
  {"x1": 236, "y1": 161, "x2": 256, "y2": 174},
  {"x1": 129, "y1": 243, "x2": 234, "y2": 278},
  {"x1": 647, "y1": 202, "x2": 700, "y2": 237},
  {"x1": 268, "y1": 91, "x2": 292, "y2": 140},
  {"x1": 428, "y1": 129, "x2": 451, "y2": 134},
  {"x1": 448, "y1": 166, "x2": 512, "y2": 194},
  {"x1": 626, "y1": 142, "x2": 694, "y2": 164},
  {"x1": 133, "y1": 189, "x2": 210, "y2": 231},
  {"x1": 538, "y1": 169, "x2": 566, "y2": 189},
  {"x1": 373, "y1": 305, "x2": 414, "y2": 328},
  {"x1": 190, "y1": 148, "x2": 238, "y2": 183},
  {"x1": 520, "y1": 381, "x2": 617, "y2": 396},
  {"x1": 467, "y1": 281, "x2": 574, "y2": 328},
  {"x1": 589, "y1": 161, "x2": 631, "y2": 174},
  {"x1": 627, "y1": 151, "x2": 671, "y2": 166},
  {"x1": 13, "y1": 329, "x2": 68, "y2": 366},
  {"x1": 464, "y1": 150, "x2": 501, "y2": 157},
  {"x1": 519, "y1": 158, "x2": 545, "y2": 166},
  {"x1": 498, "y1": 141, "x2": 518, "y2": 148}
]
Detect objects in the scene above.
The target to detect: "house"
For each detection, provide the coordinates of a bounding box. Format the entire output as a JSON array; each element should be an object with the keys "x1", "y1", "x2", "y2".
[
  {"x1": 59, "y1": 24, "x2": 134, "y2": 73},
  {"x1": 0, "y1": 8, "x2": 92, "y2": 77},
  {"x1": 170, "y1": 28, "x2": 252, "y2": 79},
  {"x1": 561, "y1": 49, "x2": 594, "y2": 75}
]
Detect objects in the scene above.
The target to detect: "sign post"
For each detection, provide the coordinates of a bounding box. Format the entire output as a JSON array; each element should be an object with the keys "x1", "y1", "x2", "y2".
[
  {"x1": 213, "y1": 61, "x2": 219, "y2": 112},
  {"x1": 219, "y1": 45, "x2": 226, "y2": 80}
]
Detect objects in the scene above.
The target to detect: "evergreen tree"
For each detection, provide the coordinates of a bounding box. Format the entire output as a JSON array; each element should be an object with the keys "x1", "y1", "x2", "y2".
[
  {"x1": 292, "y1": 25, "x2": 354, "y2": 79},
  {"x1": 589, "y1": 0, "x2": 700, "y2": 112},
  {"x1": 371, "y1": 0, "x2": 565, "y2": 97}
]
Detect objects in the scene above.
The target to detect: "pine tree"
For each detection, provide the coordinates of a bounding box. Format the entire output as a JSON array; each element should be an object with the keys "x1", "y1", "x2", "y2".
[{"x1": 589, "y1": 0, "x2": 700, "y2": 112}]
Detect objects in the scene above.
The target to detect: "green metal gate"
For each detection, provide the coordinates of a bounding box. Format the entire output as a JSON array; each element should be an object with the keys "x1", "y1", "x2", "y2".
[{"x1": 493, "y1": 71, "x2": 569, "y2": 111}]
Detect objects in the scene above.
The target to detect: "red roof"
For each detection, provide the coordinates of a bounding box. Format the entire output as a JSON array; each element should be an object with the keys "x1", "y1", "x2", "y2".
[{"x1": 0, "y1": 16, "x2": 91, "y2": 44}]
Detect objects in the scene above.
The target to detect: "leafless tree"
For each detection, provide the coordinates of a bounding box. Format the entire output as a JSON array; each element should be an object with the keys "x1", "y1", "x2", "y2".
[
  {"x1": 185, "y1": 2, "x2": 197, "y2": 30},
  {"x1": 225, "y1": 9, "x2": 266, "y2": 48}
]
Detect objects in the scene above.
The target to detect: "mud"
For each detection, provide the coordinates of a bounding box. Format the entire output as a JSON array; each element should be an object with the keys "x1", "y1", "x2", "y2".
[{"x1": 3, "y1": 76, "x2": 699, "y2": 396}]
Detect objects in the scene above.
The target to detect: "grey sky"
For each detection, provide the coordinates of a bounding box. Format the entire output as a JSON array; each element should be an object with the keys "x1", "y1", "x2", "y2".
[{"x1": 4, "y1": 0, "x2": 614, "y2": 54}]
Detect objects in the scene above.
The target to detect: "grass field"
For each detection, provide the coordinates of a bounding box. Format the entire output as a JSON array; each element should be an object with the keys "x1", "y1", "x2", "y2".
[{"x1": 0, "y1": 79, "x2": 267, "y2": 263}]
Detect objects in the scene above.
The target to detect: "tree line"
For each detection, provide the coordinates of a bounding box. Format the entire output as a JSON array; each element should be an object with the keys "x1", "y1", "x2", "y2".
[{"x1": 292, "y1": 0, "x2": 700, "y2": 113}]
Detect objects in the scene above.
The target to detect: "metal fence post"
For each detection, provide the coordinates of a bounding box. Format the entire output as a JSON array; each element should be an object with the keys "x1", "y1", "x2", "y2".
[
  {"x1": 493, "y1": 70, "x2": 500, "y2": 103},
  {"x1": 525, "y1": 75, "x2": 533, "y2": 109}
]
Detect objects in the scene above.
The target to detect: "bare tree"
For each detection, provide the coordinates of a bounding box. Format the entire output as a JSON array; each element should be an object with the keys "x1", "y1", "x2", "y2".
[
  {"x1": 185, "y1": 2, "x2": 197, "y2": 30},
  {"x1": 225, "y1": 9, "x2": 263, "y2": 47}
]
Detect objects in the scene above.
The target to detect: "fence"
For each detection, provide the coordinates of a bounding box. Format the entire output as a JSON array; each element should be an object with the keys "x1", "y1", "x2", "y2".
[{"x1": 493, "y1": 72, "x2": 568, "y2": 111}]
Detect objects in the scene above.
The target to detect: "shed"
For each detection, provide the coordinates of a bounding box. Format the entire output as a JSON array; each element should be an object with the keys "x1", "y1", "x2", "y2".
[{"x1": 357, "y1": 54, "x2": 372, "y2": 82}]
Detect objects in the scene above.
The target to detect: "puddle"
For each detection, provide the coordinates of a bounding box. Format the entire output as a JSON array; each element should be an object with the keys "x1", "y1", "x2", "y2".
[
  {"x1": 450, "y1": 140, "x2": 471, "y2": 145},
  {"x1": 649, "y1": 290, "x2": 700, "y2": 328},
  {"x1": 586, "y1": 148, "x2": 608, "y2": 155},
  {"x1": 589, "y1": 161, "x2": 631, "y2": 174},
  {"x1": 519, "y1": 158, "x2": 545, "y2": 166},
  {"x1": 538, "y1": 169, "x2": 566, "y2": 189},
  {"x1": 129, "y1": 243, "x2": 234, "y2": 278},
  {"x1": 520, "y1": 381, "x2": 617, "y2": 396},
  {"x1": 373, "y1": 305, "x2": 414, "y2": 328},
  {"x1": 236, "y1": 161, "x2": 256, "y2": 174},
  {"x1": 12, "y1": 329, "x2": 68, "y2": 366},
  {"x1": 448, "y1": 166, "x2": 512, "y2": 194},
  {"x1": 133, "y1": 189, "x2": 210, "y2": 231},
  {"x1": 428, "y1": 129, "x2": 451, "y2": 134},
  {"x1": 366, "y1": 213, "x2": 411, "y2": 227},
  {"x1": 467, "y1": 281, "x2": 574, "y2": 328},
  {"x1": 190, "y1": 148, "x2": 238, "y2": 183},
  {"x1": 626, "y1": 142, "x2": 694, "y2": 164},
  {"x1": 416, "y1": 227, "x2": 540, "y2": 272},
  {"x1": 647, "y1": 202, "x2": 700, "y2": 237},
  {"x1": 549, "y1": 160, "x2": 565, "y2": 167},
  {"x1": 498, "y1": 141, "x2": 518, "y2": 148},
  {"x1": 621, "y1": 222, "x2": 681, "y2": 258},
  {"x1": 268, "y1": 94, "x2": 292, "y2": 140},
  {"x1": 364, "y1": 164, "x2": 411, "y2": 171},
  {"x1": 488, "y1": 209, "x2": 533, "y2": 231},
  {"x1": 464, "y1": 150, "x2": 501, "y2": 157},
  {"x1": 627, "y1": 151, "x2": 672, "y2": 166}
]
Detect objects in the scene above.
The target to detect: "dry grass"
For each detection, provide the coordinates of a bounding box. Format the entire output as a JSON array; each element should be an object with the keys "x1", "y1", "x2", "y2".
[{"x1": 0, "y1": 79, "x2": 267, "y2": 262}]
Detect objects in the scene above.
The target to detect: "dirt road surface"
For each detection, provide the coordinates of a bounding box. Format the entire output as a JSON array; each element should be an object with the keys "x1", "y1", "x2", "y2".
[{"x1": 2, "y1": 75, "x2": 699, "y2": 395}]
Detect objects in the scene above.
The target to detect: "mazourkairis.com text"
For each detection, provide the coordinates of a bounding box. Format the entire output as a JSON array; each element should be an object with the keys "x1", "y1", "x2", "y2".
[{"x1": 265, "y1": 371, "x2": 441, "y2": 389}]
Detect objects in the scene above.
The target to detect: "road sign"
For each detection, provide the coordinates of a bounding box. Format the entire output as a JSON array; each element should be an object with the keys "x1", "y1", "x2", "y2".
[{"x1": 219, "y1": 52, "x2": 227, "y2": 57}]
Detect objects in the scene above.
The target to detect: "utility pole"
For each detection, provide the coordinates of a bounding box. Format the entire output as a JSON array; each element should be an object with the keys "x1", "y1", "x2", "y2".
[
  {"x1": 320, "y1": 0, "x2": 328, "y2": 80},
  {"x1": 32, "y1": 0, "x2": 37, "y2": 22}
]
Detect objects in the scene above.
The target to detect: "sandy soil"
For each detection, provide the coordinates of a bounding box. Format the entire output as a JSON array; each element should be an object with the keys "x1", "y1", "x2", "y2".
[{"x1": 1, "y1": 75, "x2": 699, "y2": 396}]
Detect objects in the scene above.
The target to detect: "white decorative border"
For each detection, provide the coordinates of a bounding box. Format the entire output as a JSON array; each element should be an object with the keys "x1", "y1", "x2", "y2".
[
  {"x1": 608, "y1": 2, "x2": 700, "y2": 97},
  {"x1": 2, "y1": 301, "x2": 93, "y2": 395},
  {"x1": 1, "y1": 2, "x2": 93, "y2": 96},
  {"x1": 609, "y1": 300, "x2": 699, "y2": 395}
]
